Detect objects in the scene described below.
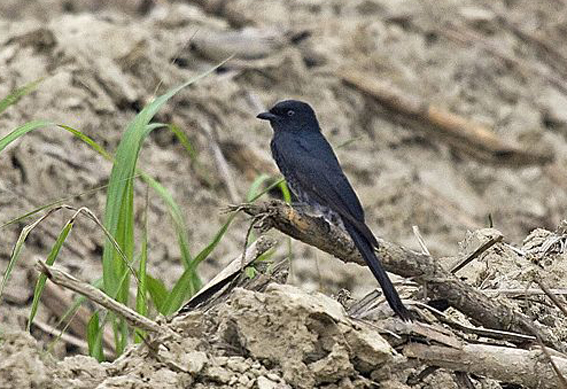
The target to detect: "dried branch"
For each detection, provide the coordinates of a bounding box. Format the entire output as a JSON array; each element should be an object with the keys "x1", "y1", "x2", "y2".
[
  {"x1": 339, "y1": 68, "x2": 553, "y2": 167},
  {"x1": 235, "y1": 201, "x2": 560, "y2": 347},
  {"x1": 521, "y1": 314, "x2": 567, "y2": 389},
  {"x1": 35, "y1": 260, "x2": 168, "y2": 336}
]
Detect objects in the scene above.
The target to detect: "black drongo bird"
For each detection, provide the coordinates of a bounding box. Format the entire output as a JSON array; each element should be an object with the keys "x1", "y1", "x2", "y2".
[{"x1": 257, "y1": 99, "x2": 410, "y2": 321}]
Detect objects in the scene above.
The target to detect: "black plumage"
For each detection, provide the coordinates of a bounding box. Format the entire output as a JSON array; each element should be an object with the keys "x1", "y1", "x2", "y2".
[{"x1": 257, "y1": 99, "x2": 410, "y2": 321}]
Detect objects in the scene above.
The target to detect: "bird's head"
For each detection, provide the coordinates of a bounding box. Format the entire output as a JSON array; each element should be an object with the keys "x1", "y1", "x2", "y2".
[{"x1": 257, "y1": 100, "x2": 320, "y2": 133}]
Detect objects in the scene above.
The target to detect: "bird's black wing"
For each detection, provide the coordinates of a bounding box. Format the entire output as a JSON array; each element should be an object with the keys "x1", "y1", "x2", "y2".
[{"x1": 272, "y1": 132, "x2": 378, "y2": 247}]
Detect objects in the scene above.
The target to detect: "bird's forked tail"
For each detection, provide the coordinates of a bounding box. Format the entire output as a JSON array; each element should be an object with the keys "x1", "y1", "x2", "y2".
[{"x1": 345, "y1": 223, "x2": 411, "y2": 321}]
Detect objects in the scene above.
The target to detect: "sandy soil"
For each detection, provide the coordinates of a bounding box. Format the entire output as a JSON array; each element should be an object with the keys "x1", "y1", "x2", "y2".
[{"x1": 1, "y1": 0, "x2": 567, "y2": 388}]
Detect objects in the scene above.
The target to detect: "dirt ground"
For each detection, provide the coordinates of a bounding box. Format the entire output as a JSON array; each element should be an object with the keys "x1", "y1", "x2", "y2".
[{"x1": 1, "y1": 0, "x2": 567, "y2": 388}]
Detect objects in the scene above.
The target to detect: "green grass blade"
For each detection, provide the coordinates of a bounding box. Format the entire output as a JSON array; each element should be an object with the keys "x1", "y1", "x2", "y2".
[
  {"x1": 0, "y1": 121, "x2": 113, "y2": 158},
  {"x1": 100, "y1": 58, "x2": 230, "y2": 352},
  {"x1": 28, "y1": 221, "x2": 73, "y2": 331},
  {"x1": 62, "y1": 124, "x2": 194, "y2": 270},
  {"x1": 0, "y1": 120, "x2": 54, "y2": 152},
  {"x1": 68, "y1": 125, "x2": 194, "y2": 271},
  {"x1": 336, "y1": 136, "x2": 363, "y2": 149},
  {"x1": 167, "y1": 124, "x2": 213, "y2": 187},
  {"x1": 0, "y1": 183, "x2": 114, "y2": 229},
  {"x1": 0, "y1": 229, "x2": 32, "y2": 301},
  {"x1": 168, "y1": 123, "x2": 198, "y2": 162},
  {"x1": 135, "y1": 249, "x2": 148, "y2": 343},
  {"x1": 191, "y1": 215, "x2": 236, "y2": 269},
  {"x1": 278, "y1": 181, "x2": 293, "y2": 266},
  {"x1": 146, "y1": 275, "x2": 168, "y2": 314},
  {"x1": 44, "y1": 298, "x2": 84, "y2": 355},
  {"x1": 52, "y1": 292, "x2": 91, "y2": 335},
  {"x1": 0, "y1": 208, "x2": 59, "y2": 301},
  {"x1": 87, "y1": 312, "x2": 104, "y2": 361},
  {"x1": 58, "y1": 125, "x2": 112, "y2": 160},
  {"x1": 246, "y1": 174, "x2": 271, "y2": 202},
  {"x1": 0, "y1": 77, "x2": 45, "y2": 116},
  {"x1": 160, "y1": 267, "x2": 196, "y2": 316},
  {"x1": 279, "y1": 180, "x2": 292, "y2": 203},
  {"x1": 248, "y1": 177, "x2": 285, "y2": 203}
]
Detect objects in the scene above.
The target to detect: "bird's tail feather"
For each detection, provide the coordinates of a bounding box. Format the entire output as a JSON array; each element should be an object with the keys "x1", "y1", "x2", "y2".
[{"x1": 345, "y1": 223, "x2": 411, "y2": 321}]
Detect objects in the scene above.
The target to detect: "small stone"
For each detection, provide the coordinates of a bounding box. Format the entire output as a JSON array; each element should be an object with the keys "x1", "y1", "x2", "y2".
[
  {"x1": 147, "y1": 368, "x2": 179, "y2": 387},
  {"x1": 181, "y1": 351, "x2": 207, "y2": 374},
  {"x1": 309, "y1": 344, "x2": 354, "y2": 384},
  {"x1": 205, "y1": 366, "x2": 232, "y2": 384},
  {"x1": 215, "y1": 356, "x2": 228, "y2": 367},
  {"x1": 257, "y1": 376, "x2": 278, "y2": 389},
  {"x1": 245, "y1": 377, "x2": 256, "y2": 389},
  {"x1": 266, "y1": 373, "x2": 281, "y2": 382},
  {"x1": 342, "y1": 322, "x2": 393, "y2": 373},
  {"x1": 227, "y1": 356, "x2": 249, "y2": 373},
  {"x1": 238, "y1": 374, "x2": 251, "y2": 386}
]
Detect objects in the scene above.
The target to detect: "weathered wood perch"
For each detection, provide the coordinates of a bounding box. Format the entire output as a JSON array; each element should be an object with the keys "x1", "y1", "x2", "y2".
[
  {"x1": 404, "y1": 343, "x2": 567, "y2": 389},
  {"x1": 237, "y1": 200, "x2": 560, "y2": 347},
  {"x1": 339, "y1": 68, "x2": 553, "y2": 167}
]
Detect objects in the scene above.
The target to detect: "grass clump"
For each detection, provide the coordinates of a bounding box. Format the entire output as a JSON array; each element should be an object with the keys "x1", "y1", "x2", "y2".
[{"x1": 0, "y1": 60, "x2": 250, "y2": 360}]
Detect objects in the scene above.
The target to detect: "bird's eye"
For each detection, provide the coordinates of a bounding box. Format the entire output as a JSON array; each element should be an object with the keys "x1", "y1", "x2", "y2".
[{"x1": 287, "y1": 110, "x2": 295, "y2": 117}]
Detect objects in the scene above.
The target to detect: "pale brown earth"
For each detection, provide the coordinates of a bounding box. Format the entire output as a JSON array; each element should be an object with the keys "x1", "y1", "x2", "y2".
[{"x1": 1, "y1": 0, "x2": 567, "y2": 388}]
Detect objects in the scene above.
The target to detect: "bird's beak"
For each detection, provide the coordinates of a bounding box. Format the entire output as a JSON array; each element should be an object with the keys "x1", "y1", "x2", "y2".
[{"x1": 256, "y1": 111, "x2": 277, "y2": 121}]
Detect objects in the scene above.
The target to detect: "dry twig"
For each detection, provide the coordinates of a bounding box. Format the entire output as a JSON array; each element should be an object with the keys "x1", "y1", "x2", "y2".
[
  {"x1": 417, "y1": 302, "x2": 536, "y2": 343},
  {"x1": 35, "y1": 260, "x2": 167, "y2": 336},
  {"x1": 412, "y1": 225, "x2": 430, "y2": 256},
  {"x1": 339, "y1": 68, "x2": 553, "y2": 167},
  {"x1": 449, "y1": 232, "x2": 503, "y2": 274},
  {"x1": 537, "y1": 278, "x2": 567, "y2": 318}
]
